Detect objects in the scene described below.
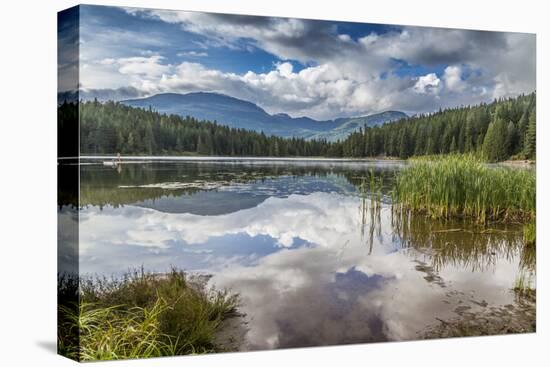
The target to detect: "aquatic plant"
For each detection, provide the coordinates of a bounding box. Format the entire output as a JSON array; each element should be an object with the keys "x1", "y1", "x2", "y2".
[
  {"x1": 58, "y1": 268, "x2": 239, "y2": 361},
  {"x1": 523, "y1": 222, "x2": 536, "y2": 246},
  {"x1": 514, "y1": 271, "x2": 536, "y2": 298},
  {"x1": 392, "y1": 154, "x2": 535, "y2": 224},
  {"x1": 359, "y1": 170, "x2": 384, "y2": 254}
]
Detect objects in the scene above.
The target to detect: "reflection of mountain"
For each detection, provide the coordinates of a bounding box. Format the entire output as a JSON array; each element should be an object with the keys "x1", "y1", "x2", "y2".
[
  {"x1": 135, "y1": 191, "x2": 268, "y2": 216},
  {"x1": 121, "y1": 92, "x2": 407, "y2": 141},
  {"x1": 77, "y1": 161, "x2": 401, "y2": 213},
  {"x1": 80, "y1": 190, "x2": 527, "y2": 274}
]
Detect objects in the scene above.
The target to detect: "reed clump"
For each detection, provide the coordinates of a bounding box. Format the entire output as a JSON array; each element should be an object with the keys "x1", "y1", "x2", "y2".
[
  {"x1": 523, "y1": 222, "x2": 536, "y2": 246},
  {"x1": 393, "y1": 155, "x2": 535, "y2": 224},
  {"x1": 58, "y1": 268, "x2": 239, "y2": 361}
]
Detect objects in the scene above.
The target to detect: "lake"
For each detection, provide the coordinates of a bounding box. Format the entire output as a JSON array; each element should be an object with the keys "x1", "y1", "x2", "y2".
[{"x1": 59, "y1": 158, "x2": 535, "y2": 350}]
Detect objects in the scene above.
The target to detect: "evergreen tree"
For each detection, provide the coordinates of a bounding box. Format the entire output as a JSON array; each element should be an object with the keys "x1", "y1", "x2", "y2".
[
  {"x1": 450, "y1": 136, "x2": 457, "y2": 153},
  {"x1": 505, "y1": 121, "x2": 518, "y2": 156},
  {"x1": 68, "y1": 91, "x2": 535, "y2": 162},
  {"x1": 525, "y1": 110, "x2": 536, "y2": 160},
  {"x1": 398, "y1": 129, "x2": 410, "y2": 158},
  {"x1": 482, "y1": 117, "x2": 508, "y2": 162}
]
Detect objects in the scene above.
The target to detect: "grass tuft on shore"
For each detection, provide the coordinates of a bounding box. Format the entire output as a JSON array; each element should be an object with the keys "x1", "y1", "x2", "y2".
[
  {"x1": 58, "y1": 268, "x2": 239, "y2": 361},
  {"x1": 393, "y1": 154, "x2": 535, "y2": 224}
]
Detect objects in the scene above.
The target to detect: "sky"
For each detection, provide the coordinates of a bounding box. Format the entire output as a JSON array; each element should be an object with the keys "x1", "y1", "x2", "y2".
[{"x1": 59, "y1": 5, "x2": 536, "y2": 120}]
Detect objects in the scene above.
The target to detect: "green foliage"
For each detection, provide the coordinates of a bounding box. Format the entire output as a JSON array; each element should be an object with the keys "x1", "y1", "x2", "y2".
[
  {"x1": 59, "y1": 92, "x2": 536, "y2": 162},
  {"x1": 524, "y1": 110, "x2": 536, "y2": 160},
  {"x1": 393, "y1": 155, "x2": 536, "y2": 223},
  {"x1": 482, "y1": 116, "x2": 509, "y2": 162},
  {"x1": 337, "y1": 92, "x2": 536, "y2": 162},
  {"x1": 58, "y1": 269, "x2": 239, "y2": 361},
  {"x1": 74, "y1": 101, "x2": 331, "y2": 157},
  {"x1": 523, "y1": 222, "x2": 536, "y2": 246},
  {"x1": 60, "y1": 299, "x2": 175, "y2": 361}
]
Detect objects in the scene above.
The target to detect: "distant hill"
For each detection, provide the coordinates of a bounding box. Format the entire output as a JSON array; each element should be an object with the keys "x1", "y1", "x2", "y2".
[
  {"x1": 309, "y1": 111, "x2": 408, "y2": 141},
  {"x1": 121, "y1": 92, "x2": 407, "y2": 141}
]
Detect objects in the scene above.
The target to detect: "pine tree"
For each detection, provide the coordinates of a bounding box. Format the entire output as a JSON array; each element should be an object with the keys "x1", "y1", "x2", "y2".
[
  {"x1": 450, "y1": 136, "x2": 457, "y2": 153},
  {"x1": 127, "y1": 132, "x2": 135, "y2": 153},
  {"x1": 524, "y1": 110, "x2": 536, "y2": 160},
  {"x1": 482, "y1": 117, "x2": 508, "y2": 162},
  {"x1": 398, "y1": 129, "x2": 410, "y2": 158},
  {"x1": 505, "y1": 121, "x2": 518, "y2": 157}
]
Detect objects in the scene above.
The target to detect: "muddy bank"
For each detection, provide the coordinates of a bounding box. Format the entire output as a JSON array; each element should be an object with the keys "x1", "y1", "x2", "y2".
[{"x1": 421, "y1": 292, "x2": 535, "y2": 338}]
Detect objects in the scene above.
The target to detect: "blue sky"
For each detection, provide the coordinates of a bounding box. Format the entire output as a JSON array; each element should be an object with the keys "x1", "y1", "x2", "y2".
[{"x1": 59, "y1": 5, "x2": 536, "y2": 119}]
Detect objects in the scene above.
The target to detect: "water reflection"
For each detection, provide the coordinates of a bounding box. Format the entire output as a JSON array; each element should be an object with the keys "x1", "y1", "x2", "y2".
[
  {"x1": 392, "y1": 212, "x2": 527, "y2": 272},
  {"x1": 77, "y1": 161, "x2": 534, "y2": 349},
  {"x1": 78, "y1": 160, "x2": 400, "y2": 210}
]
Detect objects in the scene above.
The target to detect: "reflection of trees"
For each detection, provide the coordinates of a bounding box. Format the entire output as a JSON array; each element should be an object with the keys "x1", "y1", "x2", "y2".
[
  {"x1": 76, "y1": 162, "x2": 400, "y2": 208},
  {"x1": 345, "y1": 168, "x2": 397, "y2": 197},
  {"x1": 520, "y1": 243, "x2": 536, "y2": 273},
  {"x1": 391, "y1": 211, "x2": 534, "y2": 273}
]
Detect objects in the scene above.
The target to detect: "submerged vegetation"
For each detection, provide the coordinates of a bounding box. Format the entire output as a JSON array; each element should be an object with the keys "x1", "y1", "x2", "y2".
[
  {"x1": 58, "y1": 269, "x2": 239, "y2": 361},
  {"x1": 392, "y1": 155, "x2": 535, "y2": 224}
]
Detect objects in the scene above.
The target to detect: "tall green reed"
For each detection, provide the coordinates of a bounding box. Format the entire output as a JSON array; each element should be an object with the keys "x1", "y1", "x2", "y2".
[{"x1": 392, "y1": 154, "x2": 535, "y2": 224}]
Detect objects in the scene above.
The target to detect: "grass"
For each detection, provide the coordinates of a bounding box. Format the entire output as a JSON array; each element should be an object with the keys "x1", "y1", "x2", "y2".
[
  {"x1": 58, "y1": 268, "x2": 239, "y2": 361},
  {"x1": 358, "y1": 170, "x2": 384, "y2": 254},
  {"x1": 392, "y1": 215, "x2": 525, "y2": 272},
  {"x1": 514, "y1": 271, "x2": 536, "y2": 298},
  {"x1": 392, "y1": 154, "x2": 535, "y2": 224},
  {"x1": 523, "y1": 222, "x2": 536, "y2": 246}
]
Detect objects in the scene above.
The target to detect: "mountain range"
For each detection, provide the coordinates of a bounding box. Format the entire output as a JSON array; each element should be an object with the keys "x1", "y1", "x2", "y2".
[{"x1": 121, "y1": 92, "x2": 407, "y2": 141}]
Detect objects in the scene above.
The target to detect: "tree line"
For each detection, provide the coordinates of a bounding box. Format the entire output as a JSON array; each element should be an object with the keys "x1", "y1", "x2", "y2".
[
  {"x1": 59, "y1": 92, "x2": 535, "y2": 162},
  {"x1": 336, "y1": 92, "x2": 536, "y2": 162},
  {"x1": 72, "y1": 100, "x2": 330, "y2": 157}
]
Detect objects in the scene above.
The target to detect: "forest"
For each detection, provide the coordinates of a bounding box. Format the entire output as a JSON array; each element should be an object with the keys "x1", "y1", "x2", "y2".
[
  {"x1": 59, "y1": 92, "x2": 536, "y2": 162},
  {"x1": 339, "y1": 92, "x2": 536, "y2": 161}
]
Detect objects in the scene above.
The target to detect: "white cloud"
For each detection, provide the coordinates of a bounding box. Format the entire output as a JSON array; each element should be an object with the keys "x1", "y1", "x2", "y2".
[
  {"x1": 443, "y1": 65, "x2": 466, "y2": 92},
  {"x1": 115, "y1": 55, "x2": 171, "y2": 77},
  {"x1": 177, "y1": 51, "x2": 208, "y2": 57},
  {"x1": 413, "y1": 73, "x2": 441, "y2": 94},
  {"x1": 79, "y1": 8, "x2": 536, "y2": 117},
  {"x1": 79, "y1": 55, "x2": 488, "y2": 119}
]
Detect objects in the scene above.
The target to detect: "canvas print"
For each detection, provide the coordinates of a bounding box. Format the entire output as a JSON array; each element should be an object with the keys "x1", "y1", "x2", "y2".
[{"x1": 58, "y1": 4, "x2": 536, "y2": 362}]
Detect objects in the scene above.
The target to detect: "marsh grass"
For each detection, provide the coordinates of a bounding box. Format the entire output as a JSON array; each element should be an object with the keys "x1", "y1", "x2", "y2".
[
  {"x1": 391, "y1": 212, "x2": 528, "y2": 272},
  {"x1": 359, "y1": 170, "x2": 383, "y2": 254},
  {"x1": 392, "y1": 154, "x2": 535, "y2": 224},
  {"x1": 523, "y1": 222, "x2": 536, "y2": 246},
  {"x1": 514, "y1": 271, "x2": 536, "y2": 298},
  {"x1": 58, "y1": 268, "x2": 239, "y2": 361}
]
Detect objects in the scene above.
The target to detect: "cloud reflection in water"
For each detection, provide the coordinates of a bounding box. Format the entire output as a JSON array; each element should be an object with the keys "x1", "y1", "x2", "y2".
[{"x1": 79, "y1": 190, "x2": 526, "y2": 349}]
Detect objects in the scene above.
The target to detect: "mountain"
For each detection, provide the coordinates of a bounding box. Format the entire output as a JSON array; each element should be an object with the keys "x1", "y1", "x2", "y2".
[
  {"x1": 121, "y1": 92, "x2": 407, "y2": 141},
  {"x1": 309, "y1": 111, "x2": 408, "y2": 141}
]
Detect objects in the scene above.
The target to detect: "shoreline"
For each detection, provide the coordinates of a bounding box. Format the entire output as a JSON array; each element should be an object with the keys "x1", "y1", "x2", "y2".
[{"x1": 78, "y1": 155, "x2": 407, "y2": 163}]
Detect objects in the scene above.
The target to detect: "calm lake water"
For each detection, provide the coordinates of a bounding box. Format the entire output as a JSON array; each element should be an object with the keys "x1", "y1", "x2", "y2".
[{"x1": 59, "y1": 158, "x2": 535, "y2": 349}]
